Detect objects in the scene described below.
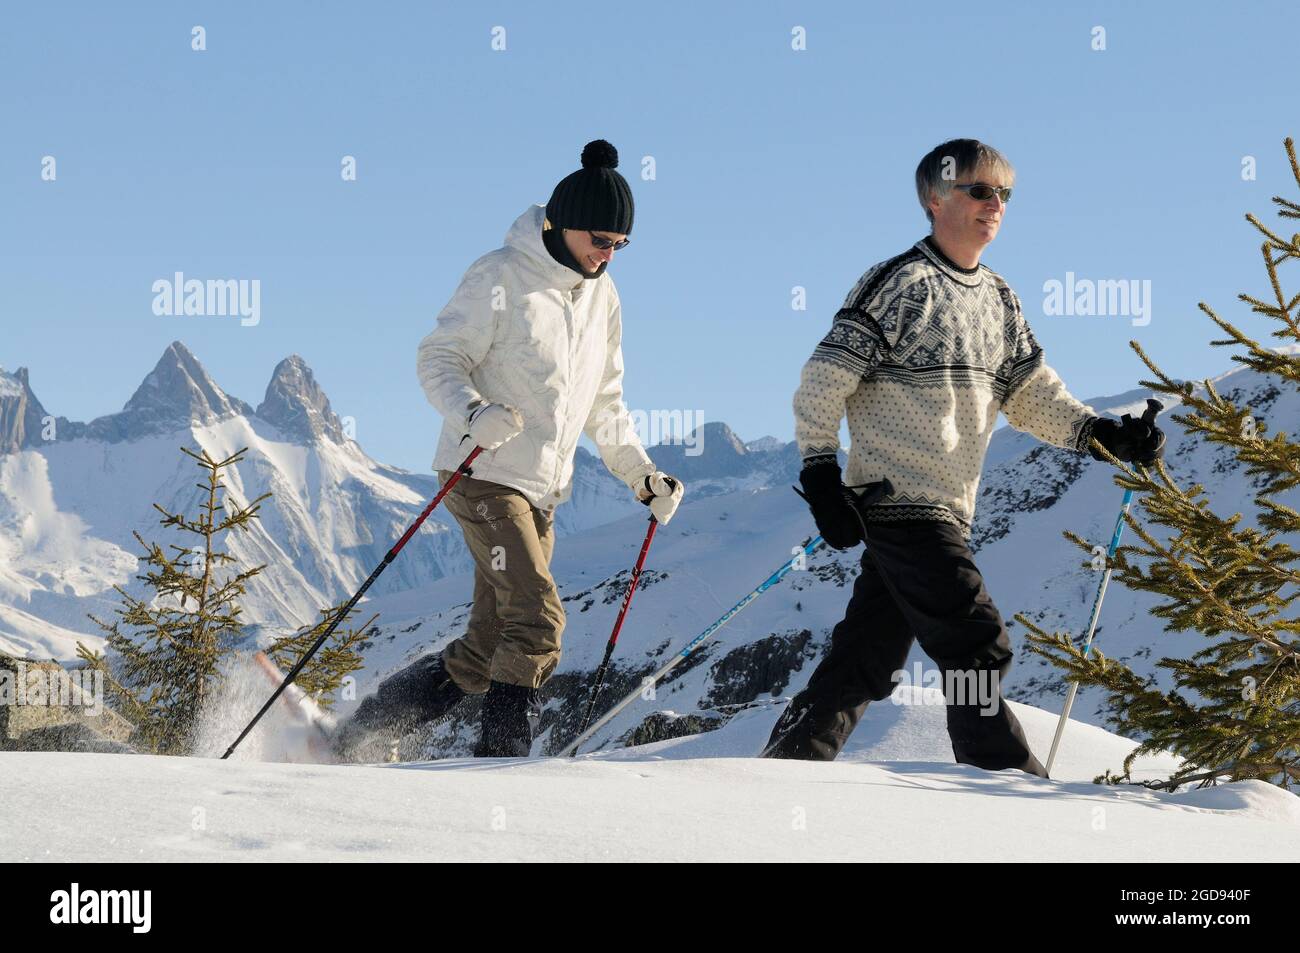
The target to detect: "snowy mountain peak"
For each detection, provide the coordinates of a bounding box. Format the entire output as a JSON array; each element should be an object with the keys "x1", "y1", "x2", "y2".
[
  {"x1": 653, "y1": 421, "x2": 749, "y2": 455},
  {"x1": 256, "y1": 354, "x2": 346, "y2": 444},
  {"x1": 0, "y1": 365, "x2": 53, "y2": 453},
  {"x1": 699, "y1": 421, "x2": 748, "y2": 456},
  {"x1": 641, "y1": 420, "x2": 797, "y2": 484},
  {"x1": 0, "y1": 366, "x2": 26, "y2": 399},
  {"x1": 115, "y1": 341, "x2": 253, "y2": 437}
]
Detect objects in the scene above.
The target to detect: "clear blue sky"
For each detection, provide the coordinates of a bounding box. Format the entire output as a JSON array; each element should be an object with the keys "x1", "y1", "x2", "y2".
[{"x1": 3, "y1": 1, "x2": 1297, "y2": 472}]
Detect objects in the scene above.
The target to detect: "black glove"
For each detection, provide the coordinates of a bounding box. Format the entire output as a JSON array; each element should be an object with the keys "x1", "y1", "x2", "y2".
[
  {"x1": 794, "y1": 455, "x2": 893, "y2": 550},
  {"x1": 1088, "y1": 399, "x2": 1166, "y2": 466}
]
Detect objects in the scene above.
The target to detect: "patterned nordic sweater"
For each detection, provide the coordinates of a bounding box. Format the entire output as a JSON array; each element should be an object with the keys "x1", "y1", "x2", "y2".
[{"x1": 794, "y1": 236, "x2": 1100, "y2": 539}]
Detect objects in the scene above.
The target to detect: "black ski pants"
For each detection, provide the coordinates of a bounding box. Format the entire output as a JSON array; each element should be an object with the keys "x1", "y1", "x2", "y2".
[{"x1": 763, "y1": 518, "x2": 1048, "y2": 778}]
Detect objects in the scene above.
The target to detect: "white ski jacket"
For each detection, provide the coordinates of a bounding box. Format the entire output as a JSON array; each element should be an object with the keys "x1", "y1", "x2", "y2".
[{"x1": 417, "y1": 205, "x2": 655, "y2": 510}]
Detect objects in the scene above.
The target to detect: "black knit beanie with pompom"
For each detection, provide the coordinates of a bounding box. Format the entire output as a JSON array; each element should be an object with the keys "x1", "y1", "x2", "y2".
[{"x1": 545, "y1": 139, "x2": 634, "y2": 235}]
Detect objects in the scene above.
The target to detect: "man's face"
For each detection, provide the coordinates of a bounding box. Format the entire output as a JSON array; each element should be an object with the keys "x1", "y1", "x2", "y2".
[
  {"x1": 562, "y1": 228, "x2": 627, "y2": 275},
  {"x1": 929, "y1": 167, "x2": 1012, "y2": 247}
]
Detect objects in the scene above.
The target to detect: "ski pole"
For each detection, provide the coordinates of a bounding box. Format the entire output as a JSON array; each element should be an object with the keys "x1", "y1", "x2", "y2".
[
  {"x1": 1045, "y1": 398, "x2": 1163, "y2": 775},
  {"x1": 572, "y1": 513, "x2": 660, "y2": 742},
  {"x1": 1045, "y1": 487, "x2": 1132, "y2": 775},
  {"x1": 561, "y1": 534, "x2": 825, "y2": 757},
  {"x1": 222, "y1": 444, "x2": 484, "y2": 759}
]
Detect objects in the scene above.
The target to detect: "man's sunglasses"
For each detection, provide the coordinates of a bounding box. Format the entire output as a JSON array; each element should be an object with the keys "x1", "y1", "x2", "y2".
[
  {"x1": 954, "y1": 183, "x2": 1013, "y2": 203},
  {"x1": 588, "y1": 231, "x2": 630, "y2": 250}
]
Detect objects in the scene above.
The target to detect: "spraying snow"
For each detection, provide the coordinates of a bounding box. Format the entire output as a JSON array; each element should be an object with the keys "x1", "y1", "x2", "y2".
[{"x1": 190, "y1": 653, "x2": 335, "y2": 764}]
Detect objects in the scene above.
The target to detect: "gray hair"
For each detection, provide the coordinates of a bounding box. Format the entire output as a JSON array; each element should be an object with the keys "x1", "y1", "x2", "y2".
[{"x1": 915, "y1": 139, "x2": 1016, "y2": 225}]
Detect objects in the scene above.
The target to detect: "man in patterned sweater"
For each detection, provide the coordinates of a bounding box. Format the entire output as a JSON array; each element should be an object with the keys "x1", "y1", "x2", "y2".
[{"x1": 762, "y1": 139, "x2": 1165, "y2": 777}]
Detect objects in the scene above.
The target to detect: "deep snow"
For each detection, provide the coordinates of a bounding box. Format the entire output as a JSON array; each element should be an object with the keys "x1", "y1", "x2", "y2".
[{"x1": 3, "y1": 686, "x2": 1297, "y2": 863}]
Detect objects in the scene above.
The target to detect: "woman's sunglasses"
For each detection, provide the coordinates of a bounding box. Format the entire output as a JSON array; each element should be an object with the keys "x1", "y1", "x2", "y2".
[
  {"x1": 588, "y1": 231, "x2": 631, "y2": 250},
  {"x1": 954, "y1": 183, "x2": 1013, "y2": 203}
]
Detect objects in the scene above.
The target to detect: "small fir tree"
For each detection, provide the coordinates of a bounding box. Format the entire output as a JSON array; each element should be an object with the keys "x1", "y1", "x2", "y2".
[
  {"x1": 1018, "y1": 138, "x2": 1300, "y2": 791},
  {"x1": 78, "y1": 446, "x2": 270, "y2": 754}
]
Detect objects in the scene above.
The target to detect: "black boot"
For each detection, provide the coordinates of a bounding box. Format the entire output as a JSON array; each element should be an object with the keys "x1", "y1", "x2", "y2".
[
  {"x1": 333, "y1": 653, "x2": 466, "y2": 762},
  {"x1": 760, "y1": 689, "x2": 868, "y2": 761},
  {"x1": 473, "y1": 680, "x2": 542, "y2": 758},
  {"x1": 946, "y1": 694, "x2": 1050, "y2": 779}
]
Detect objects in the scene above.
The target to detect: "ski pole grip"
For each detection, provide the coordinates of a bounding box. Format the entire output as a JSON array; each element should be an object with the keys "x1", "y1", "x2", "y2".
[{"x1": 1142, "y1": 398, "x2": 1163, "y2": 425}]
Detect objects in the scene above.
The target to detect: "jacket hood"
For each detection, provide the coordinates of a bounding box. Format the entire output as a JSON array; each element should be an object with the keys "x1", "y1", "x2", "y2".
[{"x1": 504, "y1": 205, "x2": 590, "y2": 291}]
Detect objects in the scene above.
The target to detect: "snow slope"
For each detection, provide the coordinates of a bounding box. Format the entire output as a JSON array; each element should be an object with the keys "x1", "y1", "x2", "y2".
[{"x1": 3, "y1": 692, "x2": 1297, "y2": 861}]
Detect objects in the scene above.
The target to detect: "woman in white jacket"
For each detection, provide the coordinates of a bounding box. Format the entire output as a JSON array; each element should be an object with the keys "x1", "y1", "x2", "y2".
[{"x1": 337, "y1": 141, "x2": 684, "y2": 760}]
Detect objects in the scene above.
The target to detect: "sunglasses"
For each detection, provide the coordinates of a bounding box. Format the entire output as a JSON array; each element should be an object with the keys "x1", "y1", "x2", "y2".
[
  {"x1": 588, "y1": 231, "x2": 630, "y2": 250},
  {"x1": 954, "y1": 183, "x2": 1013, "y2": 203}
]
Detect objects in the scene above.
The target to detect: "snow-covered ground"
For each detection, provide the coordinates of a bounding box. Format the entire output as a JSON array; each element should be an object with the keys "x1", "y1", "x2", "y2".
[{"x1": 4, "y1": 688, "x2": 1297, "y2": 862}]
